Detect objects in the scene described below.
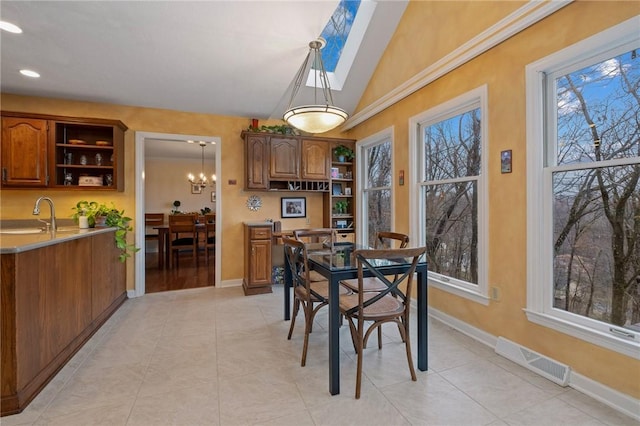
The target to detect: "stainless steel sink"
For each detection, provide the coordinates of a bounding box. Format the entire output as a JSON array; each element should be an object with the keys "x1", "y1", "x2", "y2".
[
  {"x1": 0, "y1": 226, "x2": 79, "y2": 235},
  {"x1": 0, "y1": 228, "x2": 47, "y2": 235}
]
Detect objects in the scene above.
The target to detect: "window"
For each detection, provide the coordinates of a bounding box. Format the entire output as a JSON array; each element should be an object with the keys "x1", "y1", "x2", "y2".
[
  {"x1": 357, "y1": 129, "x2": 392, "y2": 247},
  {"x1": 526, "y1": 18, "x2": 640, "y2": 358},
  {"x1": 410, "y1": 86, "x2": 488, "y2": 303}
]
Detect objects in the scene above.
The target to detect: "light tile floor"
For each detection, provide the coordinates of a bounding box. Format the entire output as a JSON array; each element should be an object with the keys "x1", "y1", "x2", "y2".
[{"x1": 3, "y1": 285, "x2": 637, "y2": 426}]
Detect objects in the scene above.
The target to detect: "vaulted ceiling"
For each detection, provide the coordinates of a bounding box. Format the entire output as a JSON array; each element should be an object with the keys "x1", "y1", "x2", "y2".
[{"x1": 0, "y1": 1, "x2": 408, "y2": 123}]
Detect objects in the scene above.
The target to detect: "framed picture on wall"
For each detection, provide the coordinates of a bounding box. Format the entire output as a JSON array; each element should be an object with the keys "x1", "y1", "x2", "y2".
[
  {"x1": 191, "y1": 184, "x2": 202, "y2": 194},
  {"x1": 281, "y1": 197, "x2": 306, "y2": 218},
  {"x1": 211, "y1": 191, "x2": 216, "y2": 202}
]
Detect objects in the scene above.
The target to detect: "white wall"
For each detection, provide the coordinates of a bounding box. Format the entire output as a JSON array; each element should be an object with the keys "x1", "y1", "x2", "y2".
[{"x1": 145, "y1": 157, "x2": 216, "y2": 216}]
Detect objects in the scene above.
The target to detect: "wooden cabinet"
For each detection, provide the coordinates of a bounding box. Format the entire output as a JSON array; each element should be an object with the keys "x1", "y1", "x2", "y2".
[
  {"x1": 0, "y1": 111, "x2": 127, "y2": 191},
  {"x1": 246, "y1": 134, "x2": 269, "y2": 190},
  {"x1": 301, "y1": 139, "x2": 330, "y2": 180},
  {"x1": 242, "y1": 131, "x2": 354, "y2": 192},
  {"x1": 1, "y1": 116, "x2": 49, "y2": 188},
  {"x1": 324, "y1": 140, "x2": 356, "y2": 236},
  {"x1": 270, "y1": 137, "x2": 299, "y2": 179},
  {"x1": 243, "y1": 223, "x2": 273, "y2": 295},
  {"x1": 1, "y1": 230, "x2": 126, "y2": 415}
]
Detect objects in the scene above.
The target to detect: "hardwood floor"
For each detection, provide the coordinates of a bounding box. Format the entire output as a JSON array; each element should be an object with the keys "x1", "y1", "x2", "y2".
[{"x1": 145, "y1": 249, "x2": 214, "y2": 293}]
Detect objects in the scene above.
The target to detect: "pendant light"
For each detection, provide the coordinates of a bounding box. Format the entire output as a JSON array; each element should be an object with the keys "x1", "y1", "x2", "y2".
[
  {"x1": 187, "y1": 141, "x2": 212, "y2": 189},
  {"x1": 283, "y1": 38, "x2": 348, "y2": 134}
]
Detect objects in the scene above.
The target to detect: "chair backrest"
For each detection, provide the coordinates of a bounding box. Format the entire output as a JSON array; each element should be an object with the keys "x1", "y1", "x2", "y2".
[
  {"x1": 204, "y1": 213, "x2": 216, "y2": 242},
  {"x1": 282, "y1": 236, "x2": 325, "y2": 301},
  {"x1": 349, "y1": 246, "x2": 427, "y2": 314},
  {"x1": 204, "y1": 213, "x2": 216, "y2": 224},
  {"x1": 293, "y1": 228, "x2": 335, "y2": 250},
  {"x1": 168, "y1": 213, "x2": 197, "y2": 234},
  {"x1": 375, "y1": 231, "x2": 409, "y2": 249},
  {"x1": 145, "y1": 213, "x2": 165, "y2": 226}
]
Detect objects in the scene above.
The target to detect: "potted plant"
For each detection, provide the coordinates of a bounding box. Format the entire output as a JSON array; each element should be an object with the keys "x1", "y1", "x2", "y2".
[
  {"x1": 172, "y1": 200, "x2": 181, "y2": 214},
  {"x1": 71, "y1": 200, "x2": 139, "y2": 262},
  {"x1": 334, "y1": 200, "x2": 348, "y2": 214},
  {"x1": 333, "y1": 145, "x2": 354, "y2": 162}
]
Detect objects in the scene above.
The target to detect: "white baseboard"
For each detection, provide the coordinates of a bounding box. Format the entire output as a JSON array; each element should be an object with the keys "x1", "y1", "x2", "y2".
[
  {"x1": 426, "y1": 306, "x2": 639, "y2": 421},
  {"x1": 219, "y1": 278, "x2": 242, "y2": 288}
]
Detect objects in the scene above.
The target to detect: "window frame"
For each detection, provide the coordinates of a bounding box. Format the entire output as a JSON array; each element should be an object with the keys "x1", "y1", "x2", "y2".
[
  {"x1": 525, "y1": 17, "x2": 640, "y2": 359},
  {"x1": 409, "y1": 85, "x2": 489, "y2": 305},
  {"x1": 356, "y1": 127, "x2": 394, "y2": 247}
]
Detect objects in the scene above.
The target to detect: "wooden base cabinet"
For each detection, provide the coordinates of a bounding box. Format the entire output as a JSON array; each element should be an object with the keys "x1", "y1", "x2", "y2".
[
  {"x1": 0, "y1": 231, "x2": 126, "y2": 416},
  {"x1": 243, "y1": 222, "x2": 273, "y2": 295}
]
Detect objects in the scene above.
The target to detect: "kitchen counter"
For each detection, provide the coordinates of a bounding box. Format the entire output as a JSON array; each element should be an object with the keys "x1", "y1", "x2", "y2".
[{"x1": 0, "y1": 226, "x2": 116, "y2": 254}]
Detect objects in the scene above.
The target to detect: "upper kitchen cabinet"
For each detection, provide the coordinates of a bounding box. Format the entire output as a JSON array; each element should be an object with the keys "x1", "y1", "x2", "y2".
[
  {"x1": 245, "y1": 134, "x2": 270, "y2": 190},
  {"x1": 270, "y1": 137, "x2": 299, "y2": 179},
  {"x1": 301, "y1": 139, "x2": 330, "y2": 180},
  {"x1": 242, "y1": 131, "x2": 354, "y2": 192},
  {"x1": 0, "y1": 112, "x2": 127, "y2": 191},
  {"x1": 1, "y1": 116, "x2": 49, "y2": 188}
]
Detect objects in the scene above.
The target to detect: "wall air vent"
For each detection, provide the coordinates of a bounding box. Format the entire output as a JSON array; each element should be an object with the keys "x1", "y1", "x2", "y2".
[{"x1": 495, "y1": 337, "x2": 570, "y2": 386}]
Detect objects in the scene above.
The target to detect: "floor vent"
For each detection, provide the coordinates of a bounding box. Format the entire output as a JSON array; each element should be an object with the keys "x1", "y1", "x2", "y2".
[{"x1": 495, "y1": 337, "x2": 570, "y2": 386}]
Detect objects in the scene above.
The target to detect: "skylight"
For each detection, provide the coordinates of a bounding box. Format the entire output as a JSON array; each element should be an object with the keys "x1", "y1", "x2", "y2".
[
  {"x1": 319, "y1": 0, "x2": 361, "y2": 73},
  {"x1": 307, "y1": 0, "x2": 375, "y2": 91}
]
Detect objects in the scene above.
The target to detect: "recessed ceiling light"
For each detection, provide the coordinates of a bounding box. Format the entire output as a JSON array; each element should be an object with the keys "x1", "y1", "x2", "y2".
[
  {"x1": 20, "y1": 69, "x2": 40, "y2": 78},
  {"x1": 0, "y1": 21, "x2": 22, "y2": 34}
]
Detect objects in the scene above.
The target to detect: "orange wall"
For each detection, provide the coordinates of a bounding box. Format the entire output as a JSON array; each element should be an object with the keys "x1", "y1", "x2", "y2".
[
  {"x1": 342, "y1": 1, "x2": 639, "y2": 399},
  {"x1": 0, "y1": 95, "x2": 325, "y2": 286}
]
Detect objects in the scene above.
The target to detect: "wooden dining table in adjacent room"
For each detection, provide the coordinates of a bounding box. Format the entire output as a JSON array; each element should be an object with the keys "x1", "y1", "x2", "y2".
[{"x1": 149, "y1": 222, "x2": 207, "y2": 268}]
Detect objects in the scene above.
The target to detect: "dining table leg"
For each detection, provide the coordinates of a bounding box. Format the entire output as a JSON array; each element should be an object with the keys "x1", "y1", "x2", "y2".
[
  {"x1": 328, "y1": 275, "x2": 341, "y2": 395},
  {"x1": 417, "y1": 267, "x2": 428, "y2": 371},
  {"x1": 157, "y1": 228, "x2": 166, "y2": 269}
]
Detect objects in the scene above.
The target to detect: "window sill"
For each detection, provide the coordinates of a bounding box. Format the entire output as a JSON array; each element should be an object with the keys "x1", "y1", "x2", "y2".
[
  {"x1": 429, "y1": 278, "x2": 489, "y2": 306},
  {"x1": 524, "y1": 309, "x2": 639, "y2": 360}
]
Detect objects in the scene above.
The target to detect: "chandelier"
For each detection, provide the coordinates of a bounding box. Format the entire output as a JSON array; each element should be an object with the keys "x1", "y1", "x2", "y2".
[
  {"x1": 187, "y1": 141, "x2": 214, "y2": 190},
  {"x1": 283, "y1": 38, "x2": 348, "y2": 134}
]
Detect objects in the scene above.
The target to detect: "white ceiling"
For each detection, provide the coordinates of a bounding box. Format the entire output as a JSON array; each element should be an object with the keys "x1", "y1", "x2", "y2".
[{"x1": 0, "y1": 0, "x2": 408, "y2": 123}]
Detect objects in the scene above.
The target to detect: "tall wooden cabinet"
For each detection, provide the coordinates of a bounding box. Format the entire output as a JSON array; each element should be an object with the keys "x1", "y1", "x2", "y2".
[
  {"x1": 243, "y1": 222, "x2": 273, "y2": 295},
  {"x1": 1, "y1": 111, "x2": 127, "y2": 191}
]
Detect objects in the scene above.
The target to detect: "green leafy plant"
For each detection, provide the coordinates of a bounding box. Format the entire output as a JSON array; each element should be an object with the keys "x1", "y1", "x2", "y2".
[
  {"x1": 71, "y1": 200, "x2": 139, "y2": 262},
  {"x1": 172, "y1": 200, "x2": 182, "y2": 214},
  {"x1": 200, "y1": 206, "x2": 212, "y2": 215},
  {"x1": 333, "y1": 145, "x2": 354, "y2": 161},
  {"x1": 334, "y1": 200, "x2": 349, "y2": 214}
]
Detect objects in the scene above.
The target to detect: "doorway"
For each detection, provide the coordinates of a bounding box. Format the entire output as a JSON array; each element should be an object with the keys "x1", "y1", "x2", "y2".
[{"x1": 133, "y1": 131, "x2": 222, "y2": 297}]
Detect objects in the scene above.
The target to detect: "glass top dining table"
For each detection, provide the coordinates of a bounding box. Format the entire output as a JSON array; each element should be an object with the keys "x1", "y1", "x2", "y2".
[{"x1": 283, "y1": 242, "x2": 429, "y2": 396}]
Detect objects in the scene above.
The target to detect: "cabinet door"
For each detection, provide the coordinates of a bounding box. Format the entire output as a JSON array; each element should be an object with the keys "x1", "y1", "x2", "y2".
[
  {"x1": 246, "y1": 135, "x2": 269, "y2": 189},
  {"x1": 1, "y1": 117, "x2": 48, "y2": 187},
  {"x1": 248, "y1": 239, "x2": 272, "y2": 285},
  {"x1": 301, "y1": 139, "x2": 330, "y2": 180},
  {"x1": 270, "y1": 137, "x2": 299, "y2": 179}
]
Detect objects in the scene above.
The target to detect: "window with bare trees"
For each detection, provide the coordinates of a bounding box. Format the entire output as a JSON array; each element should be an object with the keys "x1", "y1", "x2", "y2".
[
  {"x1": 412, "y1": 86, "x2": 489, "y2": 303},
  {"x1": 358, "y1": 132, "x2": 392, "y2": 248},
  {"x1": 526, "y1": 19, "x2": 639, "y2": 356}
]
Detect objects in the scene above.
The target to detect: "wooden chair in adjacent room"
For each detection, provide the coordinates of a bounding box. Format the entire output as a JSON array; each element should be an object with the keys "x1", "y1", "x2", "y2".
[
  {"x1": 204, "y1": 213, "x2": 216, "y2": 264},
  {"x1": 338, "y1": 246, "x2": 426, "y2": 399},
  {"x1": 144, "y1": 213, "x2": 165, "y2": 251},
  {"x1": 168, "y1": 213, "x2": 198, "y2": 268},
  {"x1": 282, "y1": 236, "x2": 351, "y2": 367}
]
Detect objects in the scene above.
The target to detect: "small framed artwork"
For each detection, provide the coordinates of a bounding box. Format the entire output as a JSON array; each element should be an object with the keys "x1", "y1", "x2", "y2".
[
  {"x1": 281, "y1": 197, "x2": 306, "y2": 218},
  {"x1": 191, "y1": 184, "x2": 203, "y2": 194},
  {"x1": 501, "y1": 149, "x2": 513, "y2": 174},
  {"x1": 211, "y1": 191, "x2": 216, "y2": 202},
  {"x1": 331, "y1": 167, "x2": 339, "y2": 178},
  {"x1": 344, "y1": 187, "x2": 351, "y2": 196},
  {"x1": 332, "y1": 183, "x2": 342, "y2": 195}
]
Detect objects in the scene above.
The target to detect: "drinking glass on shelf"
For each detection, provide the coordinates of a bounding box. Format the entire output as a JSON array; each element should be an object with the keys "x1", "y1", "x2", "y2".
[
  {"x1": 95, "y1": 153, "x2": 103, "y2": 166},
  {"x1": 80, "y1": 155, "x2": 88, "y2": 165},
  {"x1": 105, "y1": 174, "x2": 113, "y2": 186}
]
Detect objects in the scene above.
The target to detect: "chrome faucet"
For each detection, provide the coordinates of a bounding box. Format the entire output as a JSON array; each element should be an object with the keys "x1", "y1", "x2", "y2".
[{"x1": 32, "y1": 196, "x2": 57, "y2": 231}]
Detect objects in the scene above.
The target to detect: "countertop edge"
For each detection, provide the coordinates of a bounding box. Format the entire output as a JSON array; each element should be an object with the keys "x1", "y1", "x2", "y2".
[{"x1": 0, "y1": 227, "x2": 116, "y2": 254}]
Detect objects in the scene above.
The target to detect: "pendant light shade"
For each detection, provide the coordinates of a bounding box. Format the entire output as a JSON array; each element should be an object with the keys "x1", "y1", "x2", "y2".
[{"x1": 283, "y1": 39, "x2": 348, "y2": 134}]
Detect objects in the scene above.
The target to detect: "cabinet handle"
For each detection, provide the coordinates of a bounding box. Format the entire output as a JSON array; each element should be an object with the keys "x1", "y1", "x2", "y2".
[{"x1": 2, "y1": 168, "x2": 6, "y2": 182}]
